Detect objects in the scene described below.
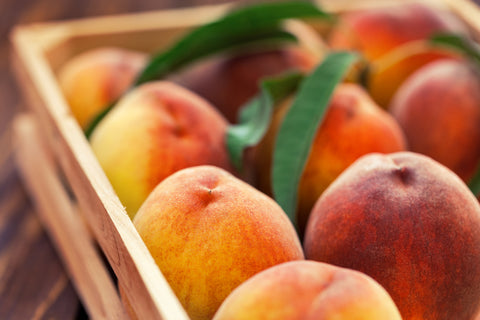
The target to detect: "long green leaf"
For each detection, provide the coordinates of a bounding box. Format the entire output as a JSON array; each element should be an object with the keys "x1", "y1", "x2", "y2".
[
  {"x1": 227, "y1": 71, "x2": 304, "y2": 171},
  {"x1": 430, "y1": 33, "x2": 480, "y2": 64},
  {"x1": 85, "y1": 1, "x2": 332, "y2": 138},
  {"x1": 135, "y1": 1, "x2": 331, "y2": 85},
  {"x1": 272, "y1": 51, "x2": 359, "y2": 229},
  {"x1": 85, "y1": 29, "x2": 296, "y2": 139},
  {"x1": 135, "y1": 29, "x2": 297, "y2": 85}
]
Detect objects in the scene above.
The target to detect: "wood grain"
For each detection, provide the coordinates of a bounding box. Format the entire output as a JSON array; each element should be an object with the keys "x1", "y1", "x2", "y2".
[{"x1": 0, "y1": 166, "x2": 79, "y2": 320}]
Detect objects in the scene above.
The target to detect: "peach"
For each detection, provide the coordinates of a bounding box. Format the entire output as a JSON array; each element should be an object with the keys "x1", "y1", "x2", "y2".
[
  {"x1": 252, "y1": 83, "x2": 406, "y2": 236},
  {"x1": 213, "y1": 260, "x2": 402, "y2": 320},
  {"x1": 328, "y1": 2, "x2": 467, "y2": 107},
  {"x1": 366, "y1": 41, "x2": 457, "y2": 107},
  {"x1": 171, "y1": 46, "x2": 318, "y2": 123},
  {"x1": 133, "y1": 165, "x2": 304, "y2": 320},
  {"x1": 58, "y1": 47, "x2": 147, "y2": 129},
  {"x1": 304, "y1": 152, "x2": 480, "y2": 319},
  {"x1": 329, "y1": 2, "x2": 466, "y2": 61},
  {"x1": 390, "y1": 59, "x2": 480, "y2": 183},
  {"x1": 90, "y1": 81, "x2": 234, "y2": 218}
]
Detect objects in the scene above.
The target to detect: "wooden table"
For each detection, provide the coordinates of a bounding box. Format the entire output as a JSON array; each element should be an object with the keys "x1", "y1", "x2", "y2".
[{"x1": 0, "y1": 1, "x2": 232, "y2": 319}]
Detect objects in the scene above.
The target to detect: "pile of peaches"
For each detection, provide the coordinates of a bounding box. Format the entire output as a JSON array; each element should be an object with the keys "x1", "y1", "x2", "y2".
[{"x1": 57, "y1": 1, "x2": 480, "y2": 319}]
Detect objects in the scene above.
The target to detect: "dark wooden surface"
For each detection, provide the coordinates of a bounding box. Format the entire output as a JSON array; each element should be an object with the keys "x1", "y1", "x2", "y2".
[{"x1": 0, "y1": 1, "x2": 232, "y2": 319}]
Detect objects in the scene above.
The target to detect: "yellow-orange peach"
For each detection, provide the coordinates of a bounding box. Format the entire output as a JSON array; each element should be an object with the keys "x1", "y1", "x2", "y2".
[
  {"x1": 366, "y1": 41, "x2": 457, "y2": 107},
  {"x1": 134, "y1": 166, "x2": 304, "y2": 320},
  {"x1": 58, "y1": 47, "x2": 147, "y2": 129},
  {"x1": 90, "y1": 81, "x2": 234, "y2": 218},
  {"x1": 253, "y1": 83, "x2": 406, "y2": 236},
  {"x1": 213, "y1": 260, "x2": 402, "y2": 320}
]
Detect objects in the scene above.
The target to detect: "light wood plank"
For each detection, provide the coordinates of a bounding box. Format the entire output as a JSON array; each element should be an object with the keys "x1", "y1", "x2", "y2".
[
  {"x1": 444, "y1": 0, "x2": 480, "y2": 38},
  {"x1": 12, "y1": 113, "x2": 129, "y2": 320}
]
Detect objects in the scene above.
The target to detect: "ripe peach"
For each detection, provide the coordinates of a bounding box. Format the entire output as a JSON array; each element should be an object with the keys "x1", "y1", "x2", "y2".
[
  {"x1": 171, "y1": 46, "x2": 318, "y2": 123},
  {"x1": 253, "y1": 83, "x2": 406, "y2": 235},
  {"x1": 58, "y1": 47, "x2": 147, "y2": 129},
  {"x1": 390, "y1": 59, "x2": 480, "y2": 182},
  {"x1": 367, "y1": 41, "x2": 457, "y2": 107},
  {"x1": 133, "y1": 165, "x2": 304, "y2": 320},
  {"x1": 329, "y1": 2, "x2": 466, "y2": 61},
  {"x1": 90, "y1": 81, "x2": 234, "y2": 218},
  {"x1": 304, "y1": 152, "x2": 480, "y2": 319},
  {"x1": 213, "y1": 260, "x2": 402, "y2": 320},
  {"x1": 329, "y1": 2, "x2": 467, "y2": 107}
]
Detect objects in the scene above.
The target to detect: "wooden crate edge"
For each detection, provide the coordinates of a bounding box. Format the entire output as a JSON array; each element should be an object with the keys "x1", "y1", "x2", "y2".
[
  {"x1": 12, "y1": 113, "x2": 130, "y2": 320},
  {"x1": 10, "y1": 21, "x2": 189, "y2": 320}
]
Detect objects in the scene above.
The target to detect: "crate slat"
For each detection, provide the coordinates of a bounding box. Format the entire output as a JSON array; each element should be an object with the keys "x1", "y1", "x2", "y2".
[{"x1": 12, "y1": 113, "x2": 129, "y2": 320}]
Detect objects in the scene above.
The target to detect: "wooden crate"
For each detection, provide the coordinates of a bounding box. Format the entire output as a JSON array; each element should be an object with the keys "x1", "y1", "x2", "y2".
[{"x1": 9, "y1": 0, "x2": 480, "y2": 319}]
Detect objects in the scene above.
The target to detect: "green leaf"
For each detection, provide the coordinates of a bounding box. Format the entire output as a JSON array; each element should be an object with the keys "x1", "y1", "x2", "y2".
[
  {"x1": 468, "y1": 168, "x2": 480, "y2": 196},
  {"x1": 85, "y1": 1, "x2": 332, "y2": 138},
  {"x1": 85, "y1": 102, "x2": 115, "y2": 139},
  {"x1": 429, "y1": 33, "x2": 480, "y2": 64},
  {"x1": 135, "y1": 1, "x2": 332, "y2": 85},
  {"x1": 222, "y1": 0, "x2": 331, "y2": 25},
  {"x1": 430, "y1": 33, "x2": 480, "y2": 196},
  {"x1": 135, "y1": 29, "x2": 298, "y2": 85},
  {"x1": 272, "y1": 51, "x2": 359, "y2": 229},
  {"x1": 227, "y1": 71, "x2": 304, "y2": 171}
]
